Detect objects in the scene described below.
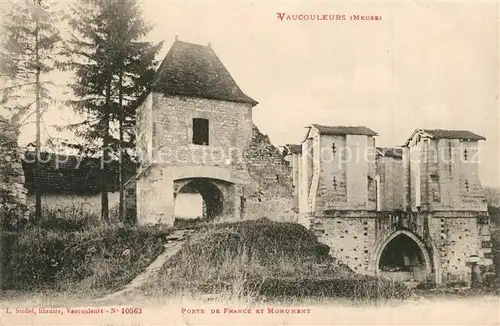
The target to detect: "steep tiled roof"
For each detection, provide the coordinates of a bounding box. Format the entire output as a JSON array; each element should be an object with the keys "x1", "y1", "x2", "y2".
[
  {"x1": 422, "y1": 129, "x2": 486, "y2": 141},
  {"x1": 376, "y1": 147, "x2": 403, "y2": 158},
  {"x1": 152, "y1": 39, "x2": 258, "y2": 105},
  {"x1": 285, "y1": 144, "x2": 302, "y2": 154},
  {"x1": 312, "y1": 124, "x2": 378, "y2": 136}
]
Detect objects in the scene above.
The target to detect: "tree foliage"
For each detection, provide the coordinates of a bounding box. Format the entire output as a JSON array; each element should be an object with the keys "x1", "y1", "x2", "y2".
[
  {"x1": 0, "y1": 0, "x2": 62, "y2": 128},
  {"x1": 484, "y1": 186, "x2": 500, "y2": 226},
  {"x1": 63, "y1": 0, "x2": 162, "y2": 221},
  {"x1": 63, "y1": 0, "x2": 161, "y2": 152}
]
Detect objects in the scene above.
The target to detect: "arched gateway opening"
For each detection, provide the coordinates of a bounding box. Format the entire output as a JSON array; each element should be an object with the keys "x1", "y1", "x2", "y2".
[
  {"x1": 174, "y1": 179, "x2": 224, "y2": 219},
  {"x1": 377, "y1": 231, "x2": 430, "y2": 282}
]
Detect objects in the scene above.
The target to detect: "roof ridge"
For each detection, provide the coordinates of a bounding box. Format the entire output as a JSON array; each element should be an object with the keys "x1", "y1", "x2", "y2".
[
  {"x1": 313, "y1": 123, "x2": 372, "y2": 127},
  {"x1": 404, "y1": 128, "x2": 486, "y2": 146},
  {"x1": 423, "y1": 128, "x2": 478, "y2": 131},
  {"x1": 311, "y1": 124, "x2": 378, "y2": 136}
]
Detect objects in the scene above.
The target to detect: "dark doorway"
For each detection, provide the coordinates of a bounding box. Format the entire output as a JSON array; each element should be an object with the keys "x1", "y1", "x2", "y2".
[{"x1": 379, "y1": 233, "x2": 426, "y2": 282}]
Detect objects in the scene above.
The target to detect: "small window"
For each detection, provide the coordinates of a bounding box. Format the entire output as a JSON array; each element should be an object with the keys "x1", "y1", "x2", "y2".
[
  {"x1": 192, "y1": 118, "x2": 209, "y2": 145},
  {"x1": 431, "y1": 174, "x2": 441, "y2": 202}
]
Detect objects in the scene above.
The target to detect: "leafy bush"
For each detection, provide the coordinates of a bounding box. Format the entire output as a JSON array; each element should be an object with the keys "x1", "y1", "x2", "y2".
[{"x1": 488, "y1": 205, "x2": 500, "y2": 226}]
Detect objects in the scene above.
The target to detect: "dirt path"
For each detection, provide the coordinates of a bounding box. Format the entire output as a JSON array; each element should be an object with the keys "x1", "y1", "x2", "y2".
[{"x1": 95, "y1": 229, "x2": 194, "y2": 303}]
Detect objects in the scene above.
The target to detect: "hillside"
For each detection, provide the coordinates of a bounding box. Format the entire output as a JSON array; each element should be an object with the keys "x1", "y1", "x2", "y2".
[{"x1": 145, "y1": 218, "x2": 412, "y2": 300}]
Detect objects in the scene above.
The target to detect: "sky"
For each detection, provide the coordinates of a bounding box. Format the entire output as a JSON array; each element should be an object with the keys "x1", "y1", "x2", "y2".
[{"x1": 7, "y1": 0, "x2": 500, "y2": 186}]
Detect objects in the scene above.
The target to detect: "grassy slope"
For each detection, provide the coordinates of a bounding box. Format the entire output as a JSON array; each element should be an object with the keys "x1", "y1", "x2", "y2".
[{"x1": 146, "y1": 218, "x2": 412, "y2": 300}]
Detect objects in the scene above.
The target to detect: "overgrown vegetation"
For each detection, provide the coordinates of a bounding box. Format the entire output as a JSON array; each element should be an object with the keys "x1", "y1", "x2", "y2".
[
  {"x1": 1, "y1": 207, "x2": 169, "y2": 295},
  {"x1": 147, "y1": 218, "x2": 412, "y2": 301},
  {"x1": 490, "y1": 227, "x2": 500, "y2": 287}
]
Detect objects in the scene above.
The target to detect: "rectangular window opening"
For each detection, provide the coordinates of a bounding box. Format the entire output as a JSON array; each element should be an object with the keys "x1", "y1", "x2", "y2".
[{"x1": 192, "y1": 118, "x2": 209, "y2": 145}]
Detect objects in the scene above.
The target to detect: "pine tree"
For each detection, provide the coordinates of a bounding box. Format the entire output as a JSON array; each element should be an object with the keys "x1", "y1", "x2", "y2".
[
  {"x1": 63, "y1": 0, "x2": 161, "y2": 223},
  {"x1": 0, "y1": 0, "x2": 62, "y2": 221}
]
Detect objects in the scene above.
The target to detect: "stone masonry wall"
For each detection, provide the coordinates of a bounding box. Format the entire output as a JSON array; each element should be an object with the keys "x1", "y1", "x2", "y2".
[
  {"x1": 0, "y1": 119, "x2": 28, "y2": 229},
  {"x1": 151, "y1": 94, "x2": 253, "y2": 171},
  {"x1": 317, "y1": 135, "x2": 348, "y2": 211},
  {"x1": 242, "y1": 125, "x2": 295, "y2": 222},
  {"x1": 315, "y1": 134, "x2": 376, "y2": 213},
  {"x1": 136, "y1": 93, "x2": 153, "y2": 170},
  {"x1": 313, "y1": 211, "x2": 489, "y2": 285},
  {"x1": 133, "y1": 93, "x2": 295, "y2": 224},
  {"x1": 312, "y1": 216, "x2": 377, "y2": 273},
  {"x1": 136, "y1": 165, "x2": 174, "y2": 225},
  {"x1": 429, "y1": 216, "x2": 482, "y2": 283},
  {"x1": 407, "y1": 137, "x2": 487, "y2": 212}
]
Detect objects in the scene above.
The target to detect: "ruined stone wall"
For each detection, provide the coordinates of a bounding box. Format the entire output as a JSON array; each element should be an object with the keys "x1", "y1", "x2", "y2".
[
  {"x1": 0, "y1": 119, "x2": 28, "y2": 229},
  {"x1": 242, "y1": 125, "x2": 295, "y2": 222}
]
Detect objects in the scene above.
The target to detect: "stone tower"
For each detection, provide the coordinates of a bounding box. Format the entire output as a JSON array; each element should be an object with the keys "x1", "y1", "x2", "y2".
[
  {"x1": 133, "y1": 38, "x2": 258, "y2": 225},
  {"x1": 129, "y1": 37, "x2": 295, "y2": 226},
  {"x1": 289, "y1": 125, "x2": 491, "y2": 285}
]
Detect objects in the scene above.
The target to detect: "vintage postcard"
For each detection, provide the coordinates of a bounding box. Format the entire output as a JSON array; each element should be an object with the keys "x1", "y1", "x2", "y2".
[{"x1": 0, "y1": 0, "x2": 499, "y2": 325}]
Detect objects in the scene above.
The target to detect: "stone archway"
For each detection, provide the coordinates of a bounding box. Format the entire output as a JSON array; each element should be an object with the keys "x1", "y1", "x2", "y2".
[
  {"x1": 372, "y1": 230, "x2": 433, "y2": 283},
  {"x1": 174, "y1": 178, "x2": 224, "y2": 219}
]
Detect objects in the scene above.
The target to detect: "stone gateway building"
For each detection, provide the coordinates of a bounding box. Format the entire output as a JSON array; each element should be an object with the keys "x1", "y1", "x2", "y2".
[
  {"x1": 287, "y1": 125, "x2": 491, "y2": 285},
  {"x1": 127, "y1": 37, "x2": 491, "y2": 286},
  {"x1": 126, "y1": 37, "x2": 294, "y2": 226}
]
